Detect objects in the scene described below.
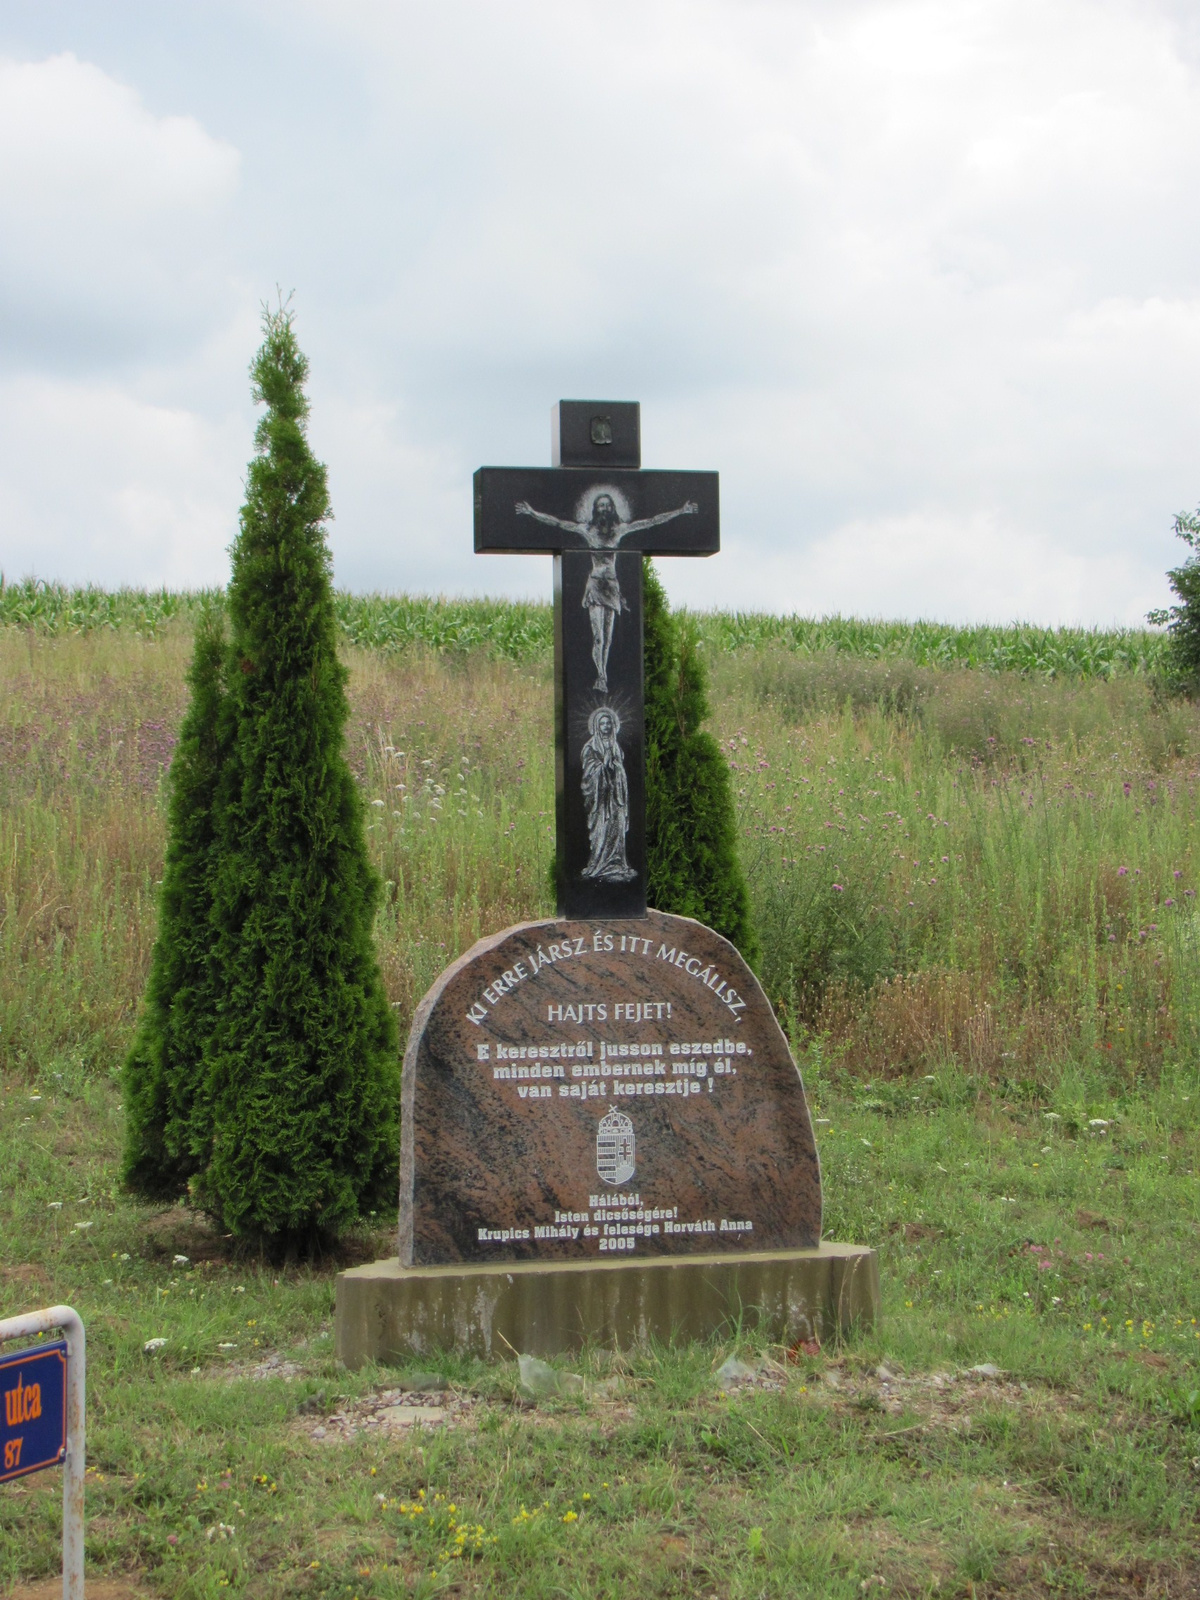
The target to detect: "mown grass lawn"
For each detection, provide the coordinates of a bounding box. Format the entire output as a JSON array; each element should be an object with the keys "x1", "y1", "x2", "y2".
[{"x1": 1, "y1": 1062, "x2": 1197, "y2": 1599}]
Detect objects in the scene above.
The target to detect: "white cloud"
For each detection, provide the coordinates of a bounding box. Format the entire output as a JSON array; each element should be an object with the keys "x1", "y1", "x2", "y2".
[
  {"x1": 310, "y1": 391, "x2": 479, "y2": 595},
  {"x1": 0, "y1": 374, "x2": 242, "y2": 587},
  {"x1": 0, "y1": 51, "x2": 248, "y2": 583},
  {"x1": 0, "y1": 52, "x2": 241, "y2": 367}
]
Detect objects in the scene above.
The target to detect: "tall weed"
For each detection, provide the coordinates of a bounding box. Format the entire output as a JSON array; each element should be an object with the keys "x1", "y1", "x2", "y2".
[{"x1": 722, "y1": 660, "x2": 1200, "y2": 1086}]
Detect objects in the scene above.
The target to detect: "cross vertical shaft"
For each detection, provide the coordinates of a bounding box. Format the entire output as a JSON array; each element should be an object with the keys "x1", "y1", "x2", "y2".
[{"x1": 554, "y1": 403, "x2": 647, "y2": 918}]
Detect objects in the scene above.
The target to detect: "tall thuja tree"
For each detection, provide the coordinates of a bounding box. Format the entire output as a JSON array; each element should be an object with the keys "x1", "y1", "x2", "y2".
[
  {"x1": 198, "y1": 304, "x2": 398, "y2": 1251},
  {"x1": 123, "y1": 603, "x2": 229, "y2": 1198},
  {"x1": 643, "y1": 561, "x2": 759, "y2": 967}
]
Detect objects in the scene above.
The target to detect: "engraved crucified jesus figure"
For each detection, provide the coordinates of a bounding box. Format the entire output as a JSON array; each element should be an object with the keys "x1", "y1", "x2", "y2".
[{"x1": 514, "y1": 490, "x2": 698, "y2": 690}]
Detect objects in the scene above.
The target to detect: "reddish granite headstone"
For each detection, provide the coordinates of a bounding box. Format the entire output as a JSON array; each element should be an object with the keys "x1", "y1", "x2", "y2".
[{"x1": 399, "y1": 909, "x2": 821, "y2": 1266}]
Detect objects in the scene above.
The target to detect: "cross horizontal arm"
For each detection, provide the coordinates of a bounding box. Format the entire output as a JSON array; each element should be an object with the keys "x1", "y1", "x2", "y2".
[{"x1": 474, "y1": 467, "x2": 719, "y2": 555}]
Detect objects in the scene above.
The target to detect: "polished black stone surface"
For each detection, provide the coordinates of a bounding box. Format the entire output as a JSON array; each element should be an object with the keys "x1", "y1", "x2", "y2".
[
  {"x1": 474, "y1": 400, "x2": 719, "y2": 921},
  {"x1": 553, "y1": 400, "x2": 641, "y2": 469},
  {"x1": 555, "y1": 550, "x2": 645, "y2": 920},
  {"x1": 473, "y1": 468, "x2": 719, "y2": 555}
]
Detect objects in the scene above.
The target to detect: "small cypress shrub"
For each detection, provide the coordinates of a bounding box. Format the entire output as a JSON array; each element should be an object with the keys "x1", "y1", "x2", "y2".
[
  {"x1": 1149, "y1": 507, "x2": 1200, "y2": 695},
  {"x1": 643, "y1": 561, "x2": 759, "y2": 966},
  {"x1": 197, "y1": 305, "x2": 399, "y2": 1252},
  {"x1": 122, "y1": 602, "x2": 228, "y2": 1199}
]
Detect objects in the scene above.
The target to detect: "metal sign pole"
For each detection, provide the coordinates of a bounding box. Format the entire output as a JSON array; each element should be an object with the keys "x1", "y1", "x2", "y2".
[{"x1": 0, "y1": 1305, "x2": 85, "y2": 1600}]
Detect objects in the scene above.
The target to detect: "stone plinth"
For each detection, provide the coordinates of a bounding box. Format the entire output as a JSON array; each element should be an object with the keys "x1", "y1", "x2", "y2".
[{"x1": 335, "y1": 1243, "x2": 879, "y2": 1367}]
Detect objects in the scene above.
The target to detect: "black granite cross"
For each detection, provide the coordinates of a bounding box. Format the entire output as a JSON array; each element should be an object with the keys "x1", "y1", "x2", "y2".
[{"x1": 475, "y1": 400, "x2": 719, "y2": 919}]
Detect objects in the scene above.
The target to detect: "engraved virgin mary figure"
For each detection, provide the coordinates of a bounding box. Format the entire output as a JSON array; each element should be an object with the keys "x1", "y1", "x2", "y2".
[
  {"x1": 580, "y1": 706, "x2": 636, "y2": 882},
  {"x1": 596, "y1": 1109, "x2": 636, "y2": 1186},
  {"x1": 515, "y1": 488, "x2": 698, "y2": 691}
]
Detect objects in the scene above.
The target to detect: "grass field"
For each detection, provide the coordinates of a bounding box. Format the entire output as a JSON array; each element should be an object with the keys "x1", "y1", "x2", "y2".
[{"x1": 1, "y1": 609, "x2": 1198, "y2": 1598}]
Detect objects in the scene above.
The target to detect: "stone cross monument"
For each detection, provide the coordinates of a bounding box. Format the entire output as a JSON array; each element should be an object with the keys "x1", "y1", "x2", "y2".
[{"x1": 335, "y1": 400, "x2": 880, "y2": 1366}]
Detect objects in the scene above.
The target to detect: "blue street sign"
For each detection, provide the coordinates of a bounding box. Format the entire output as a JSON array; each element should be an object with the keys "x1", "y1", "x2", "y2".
[{"x1": 0, "y1": 1339, "x2": 67, "y2": 1482}]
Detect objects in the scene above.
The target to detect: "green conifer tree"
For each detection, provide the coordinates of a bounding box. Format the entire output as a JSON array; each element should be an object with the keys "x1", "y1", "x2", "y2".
[
  {"x1": 122, "y1": 604, "x2": 229, "y2": 1199},
  {"x1": 197, "y1": 304, "x2": 398, "y2": 1251},
  {"x1": 643, "y1": 561, "x2": 759, "y2": 966}
]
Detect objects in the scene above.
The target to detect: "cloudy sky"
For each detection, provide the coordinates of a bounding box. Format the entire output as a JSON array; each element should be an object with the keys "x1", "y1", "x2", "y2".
[{"x1": 2, "y1": 0, "x2": 1199, "y2": 623}]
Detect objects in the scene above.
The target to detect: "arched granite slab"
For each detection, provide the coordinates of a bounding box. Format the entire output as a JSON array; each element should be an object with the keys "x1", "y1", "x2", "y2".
[{"x1": 399, "y1": 910, "x2": 821, "y2": 1266}]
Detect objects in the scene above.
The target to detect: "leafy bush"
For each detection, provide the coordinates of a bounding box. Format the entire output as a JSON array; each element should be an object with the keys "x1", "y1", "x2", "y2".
[{"x1": 1148, "y1": 506, "x2": 1200, "y2": 696}]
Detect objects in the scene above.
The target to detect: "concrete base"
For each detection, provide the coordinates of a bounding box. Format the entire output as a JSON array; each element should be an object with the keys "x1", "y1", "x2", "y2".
[{"x1": 335, "y1": 1243, "x2": 879, "y2": 1367}]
